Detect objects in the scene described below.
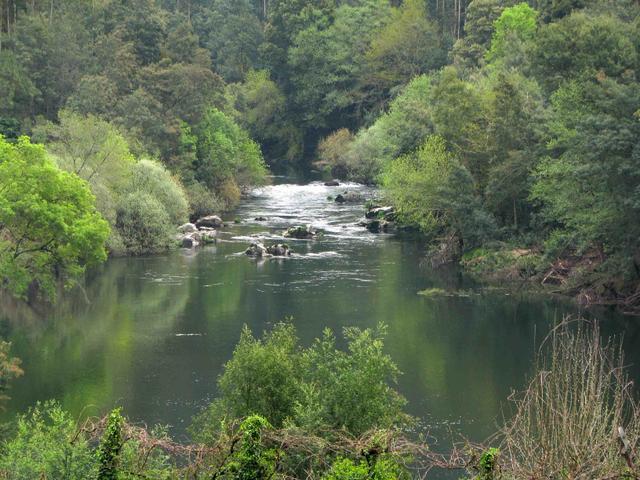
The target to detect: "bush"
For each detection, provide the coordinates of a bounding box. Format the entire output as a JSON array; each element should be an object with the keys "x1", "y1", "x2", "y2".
[
  {"x1": 0, "y1": 401, "x2": 97, "y2": 479},
  {"x1": 185, "y1": 181, "x2": 223, "y2": 220},
  {"x1": 192, "y1": 322, "x2": 409, "y2": 441},
  {"x1": 129, "y1": 159, "x2": 188, "y2": 226},
  {"x1": 323, "y1": 457, "x2": 408, "y2": 480},
  {"x1": 498, "y1": 320, "x2": 640, "y2": 479},
  {"x1": 114, "y1": 192, "x2": 174, "y2": 255},
  {"x1": 315, "y1": 128, "x2": 355, "y2": 179}
]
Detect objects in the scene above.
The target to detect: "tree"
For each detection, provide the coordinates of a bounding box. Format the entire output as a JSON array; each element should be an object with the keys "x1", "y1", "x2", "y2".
[
  {"x1": 531, "y1": 77, "x2": 640, "y2": 275},
  {"x1": 366, "y1": 0, "x2": 445, "y2": 95},
  {"x1": 0, "y1": 136, "x2": 109, "y2": 300},
  {"x1": 532, "y1": 12, "x2": 637, "y2": 93},
  {"x1": 226, "y1": 70, "x2": 303, "y2": 166},
  {"x1": 485, "y1": 3, "x2": 538, "y2": 65},
  {"x1": 382, "y1": 135, "x2": 495, "y2": 249},
  {"x1": 194, "y1": 108, "x2": 267, "y2": 206}
]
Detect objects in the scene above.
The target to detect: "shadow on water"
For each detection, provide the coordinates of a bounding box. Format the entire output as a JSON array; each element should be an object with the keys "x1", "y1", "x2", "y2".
[{"x1": 1, "y1": 180, "x2": 638, "y2": 477}]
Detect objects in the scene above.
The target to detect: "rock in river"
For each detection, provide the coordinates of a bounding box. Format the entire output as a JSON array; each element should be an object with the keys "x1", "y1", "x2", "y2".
[
  {"x1": 334, "y1": 191, "x2": 362, "y2": 203},
  {"x1": 177, "y1": 222, "x2": 197, "y2": 233},
  {"x1": 324, "y1": 180, "x2": 340, "y2": 186},
  {"x1": 195, "y1": 215, "x2": 224, "y2": 229},
  {"x1": 283, "y1": 225, "x2": 321, "y2": 239},
  {"x1": 245, "y1": 242, "x2": 292, "y2": 257}
]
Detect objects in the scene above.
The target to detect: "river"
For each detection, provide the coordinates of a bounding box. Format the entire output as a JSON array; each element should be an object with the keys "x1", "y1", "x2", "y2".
[{"x1": 1, "y1": 180, "x2": 639, "y2": 470}]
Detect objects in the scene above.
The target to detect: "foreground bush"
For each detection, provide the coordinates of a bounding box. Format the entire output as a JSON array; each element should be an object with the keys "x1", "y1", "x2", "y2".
[
  {"x1": 497, "y1": 320, "x2": 640, "y2": 479},
  {"x1": 192, "y1": 322, "x2": 409, "y2": 440}
]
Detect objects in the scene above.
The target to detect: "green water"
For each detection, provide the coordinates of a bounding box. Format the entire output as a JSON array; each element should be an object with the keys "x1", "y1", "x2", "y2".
[{"x1": 1, "y1": 181, "x2": 638, "y2": 455}]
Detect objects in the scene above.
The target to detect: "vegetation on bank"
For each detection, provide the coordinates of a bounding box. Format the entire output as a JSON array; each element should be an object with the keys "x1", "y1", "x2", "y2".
[
  {"x1": 315, "y1": 1, "x2": 640, "y2": 311},
  {"x1": 0, "y1": 319, "x2": 637, "y2": 479}
]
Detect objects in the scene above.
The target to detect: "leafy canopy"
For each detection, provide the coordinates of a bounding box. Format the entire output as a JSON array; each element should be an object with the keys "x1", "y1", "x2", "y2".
[{"x1": 0, "y1": 136, "x2": 109, "y2": 299}]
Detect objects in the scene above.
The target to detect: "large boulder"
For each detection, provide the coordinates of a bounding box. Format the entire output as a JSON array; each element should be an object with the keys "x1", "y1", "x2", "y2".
[
  {"x1": 334, "y1": 191, "x2": 362, "y2": 204},
  {"x1": 245, "y1": 242, "x2": 268, "y2": 257},
  {"x1": 181, "y1": 235, "x2": 199, "y2": 248},
  {"x1": 365, "y1": 205, "x2": 396, "y2": 221},
  {"x1": 195, "y1": 215, "x2": 224, "y2": 229},
  {"x1": 283, "y1": 225, "x2": 321, "y2": 239}
]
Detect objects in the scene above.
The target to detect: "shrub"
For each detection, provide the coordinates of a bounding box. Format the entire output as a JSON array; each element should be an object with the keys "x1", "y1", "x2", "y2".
[
  {"x1": 0, "y1": 401, "x2": 97, "y2": 479},
  {"x1": 192, "y1": 322, "x2": 409, "y2": 441},
  {"x1": 185, "y1": 181, "x2": 223, "y2": 220},
  {"x1": 96, "y1": 408, "x2": 124, "y2": 480},
  {"x1": 129, "y1": 159, "x2": 188, "y2": 226},
  {"x1": 315, "y1": 128, "x2": 355, "y2": 179},
  {"x1": 114, "y1": 191, "x2": 174, "y2": 255},
  {"x1": 194, "y1": 108, "x2": 267, "y2": 201},
  {"x1": 498, "y1": 320, "x2": 640, "y2": 479}
]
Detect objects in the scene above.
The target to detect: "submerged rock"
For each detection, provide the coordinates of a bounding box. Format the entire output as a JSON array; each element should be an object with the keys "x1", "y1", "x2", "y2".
[
  {"x1": 283, "y1": 225, "x2": 321, "y2": 239},
  {"x1": 267, "y1": 243, "x2": 291, "y2": 256},
  {"x1": 245, "y1": 242, "x2": 292, "y2": 257},
  {"x1": 245, "y1": 241, "x2": 269, "y2": 257},
  {"x1": 358, "y1": 218, "x2": 395, "y2": 233},
  {"x1": 195, "y1": 215, "x2": 224, "y2": 229},
  {"x1": 178, "y1": 223, "x2": 218, "y2": 248},
  {"x1": 254, "y1": 216, "x2": 268, "y2": 221}
]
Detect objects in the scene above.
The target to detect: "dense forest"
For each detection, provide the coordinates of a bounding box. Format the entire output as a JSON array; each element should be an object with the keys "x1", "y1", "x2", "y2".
[{"x1": 1, "y1": 0, "x2": 640, "y2": 306}]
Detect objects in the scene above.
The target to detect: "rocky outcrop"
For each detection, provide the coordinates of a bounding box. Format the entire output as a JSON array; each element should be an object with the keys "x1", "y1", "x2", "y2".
[
  {"x1": 245, "y1": 241, "x2": 292, "y2": 257},
  {"x1": 359, "y1": 205, "x2": 397, "y2": 233},
  {"x1": 283, "y1": 225, "x2": 321, "y2": 239},
  {"x1": 195, "y1": 215, "x2": 224, "y2": 229},
  {"x1": 178, "y1": 220, "x2": 219, "y2": 248}
]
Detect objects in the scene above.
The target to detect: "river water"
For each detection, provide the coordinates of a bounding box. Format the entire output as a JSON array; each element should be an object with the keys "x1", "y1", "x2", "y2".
[{"x1": 1, "y1": 181, "x2": 639, "y2": 465}]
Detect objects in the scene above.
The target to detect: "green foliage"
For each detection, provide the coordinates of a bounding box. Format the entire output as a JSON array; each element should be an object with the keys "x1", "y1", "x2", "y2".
[
  {"x1": 382, "y1": 136, "x2": 495, "y2": 249},
  {"x1": 226, "y1": 70, "x2": 303, "y2": 166},
  {"x1": 0, "y1": 136, "x2": 109, "y2": 299},
  {"x1": 192, "y1": 321, "x2": 408, "y2": 441},
  {"x1": 224, "y1": 415, "x2": 278, "y2": 480},
  {"x1": 0, "y1": 401, "x2": 97, "y2": 479},
  {"x1": 323, "y1": 456, "x2": 407, "y2": 480},
  {"x1": 298, "y1": 324, "x2": 408, "y2": 435},
  {"x1": 114, "y1": 192, "x2": 174, "y2": 255},
  {"x1": 532, "y1": 12, "x2": 637, "y2": 93},
  {"x1": 129, "y1": 159, "x2": 189, "y2": 226},
  {"x1": 485, "y1": 3, "x2": 538, "y2": 64},
  {"x1": 96, "y1": 408, "x2": 124, "y2": 480},
  {"x1": 194, "y1": 108, "x2": 267, "y2": 206},
  {"x1": 367, "y1": 0, "x2": 445, "y2": 93},
  {"x1": 475, "y1": 447, "x2": 499, "y2": 479}
]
